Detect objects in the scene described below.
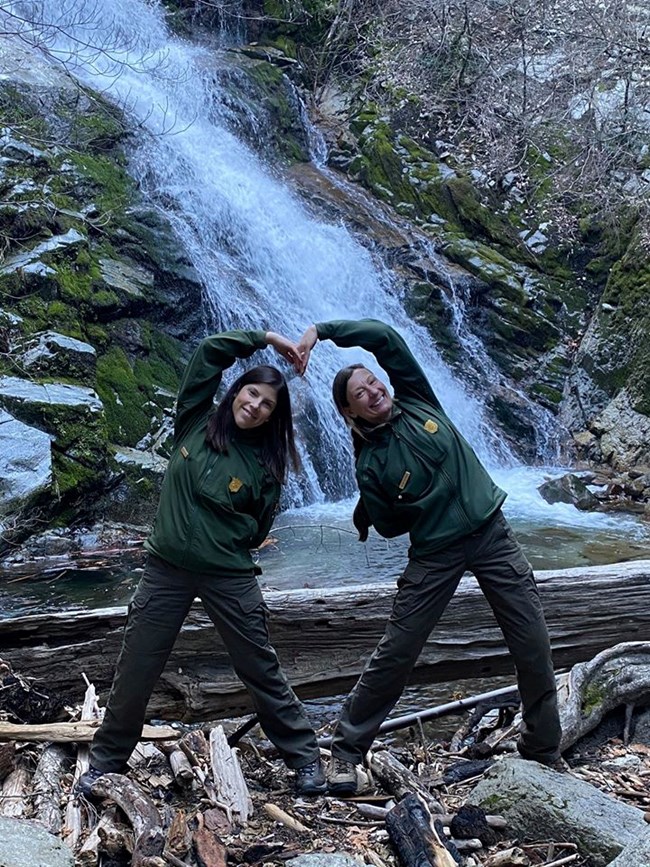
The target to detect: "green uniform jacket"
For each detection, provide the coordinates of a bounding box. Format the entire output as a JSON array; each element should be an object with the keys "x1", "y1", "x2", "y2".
[
  {"x1": 316, "y1": 319, "x2": 506, "y2": 557},
  {"x1": 145, "y1": 330, "x2": 280, "y2": 575}
]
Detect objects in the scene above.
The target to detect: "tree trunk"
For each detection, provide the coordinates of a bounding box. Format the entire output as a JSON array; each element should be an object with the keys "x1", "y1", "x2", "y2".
[{"x1": 1, "y1": 561, "x2": 649, "y2": 723}]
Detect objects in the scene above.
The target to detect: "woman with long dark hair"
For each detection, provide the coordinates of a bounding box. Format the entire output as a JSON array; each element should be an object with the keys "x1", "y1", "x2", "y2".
[{"x1": 78, "y1": 329, "x2": 326, "y2": 797}]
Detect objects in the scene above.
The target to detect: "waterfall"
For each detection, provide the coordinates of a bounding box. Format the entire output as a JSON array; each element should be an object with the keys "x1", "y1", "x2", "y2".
[{"x1": 4, "y1": 0, "x2": 536, "y2": 507}]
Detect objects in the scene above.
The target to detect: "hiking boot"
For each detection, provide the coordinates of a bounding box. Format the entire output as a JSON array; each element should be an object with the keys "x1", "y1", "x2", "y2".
[
  {"x1": 327, "y1": 757, "x2": 371, "y2": 796},
  {"x1": 75, "y1": 765, "x2": 106, "y2": 798},
  {"x1": 540, "y1": 755, "x2": 570, "y2": 773},
  {"x1": 517, "y1": 745, "x2": 569, "y2": 773},
  {"x1": 294, "y1": 757, "x2": 327, "y2": 796}
]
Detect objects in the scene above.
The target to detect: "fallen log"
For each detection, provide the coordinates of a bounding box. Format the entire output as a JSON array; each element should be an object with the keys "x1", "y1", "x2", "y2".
[
  {"x1": 1, "y1": 560, "x2": 650, "y2": 722},
  {"x1": 0, "y1": 762, "x2": 30, "y2": 818},
  {"x1": 0, "y1": 720, "x2": 180, "y2": 743},
  {"x1": 209, "y1": 726, "x2": 252, "y2": 825},
  {"x1": 32, "y1": 743, "x2": 70, "y2": 833}
]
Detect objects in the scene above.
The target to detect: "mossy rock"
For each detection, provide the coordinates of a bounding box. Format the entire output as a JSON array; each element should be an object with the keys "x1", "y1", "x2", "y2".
[
  {"x1": 96, "y1": 326, "x2": 183, "y2": 446},
  {"x1": 440, "y1": 237, "x2": 527, "y2": 303},
  {"x1": 245, "y1": 61, "x2": 310, "y2": 162}
]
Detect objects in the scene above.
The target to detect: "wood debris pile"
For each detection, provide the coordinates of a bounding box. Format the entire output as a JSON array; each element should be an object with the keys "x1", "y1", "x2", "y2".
[
  {"x1": 0, "y1": 702, "x2": 648, "y2": 864},
  {"x1": 1, "y1": 645, "x2": 650, "y2": 866}
]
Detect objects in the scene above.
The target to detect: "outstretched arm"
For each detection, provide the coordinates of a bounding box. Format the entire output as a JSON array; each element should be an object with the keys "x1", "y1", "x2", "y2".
[
  {"x1": 302, "y1": 319, "x2": 441, "y2": 408},
  {"x1": 175, "y1": 329, "x2": 301, "y2": 439}
]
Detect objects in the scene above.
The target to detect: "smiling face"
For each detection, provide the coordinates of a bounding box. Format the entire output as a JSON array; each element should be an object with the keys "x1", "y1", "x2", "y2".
[
  {"x1": 232, "y1": 382, "x2": 278, "y2": 429},
  {"x1": 343, "y1": 367, "x2": 393, "y2": 424}
]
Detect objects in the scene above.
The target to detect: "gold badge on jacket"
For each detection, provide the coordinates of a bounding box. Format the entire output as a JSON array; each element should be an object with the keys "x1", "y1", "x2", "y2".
[
  {"x1": 229, "y1": 477, "x2": 244, "y2": 493},
  {"x1": 424, "y1": 419, "x2": 438, "y2": 433}
]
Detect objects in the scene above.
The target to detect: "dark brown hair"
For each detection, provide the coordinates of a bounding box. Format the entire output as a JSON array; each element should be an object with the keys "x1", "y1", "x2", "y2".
[
  {"x1": 206, "y1": 365, "x2": 300, "y2": 483},
  {"x1": 332, "y1": 363, "x2": 367, "y2": 460}
]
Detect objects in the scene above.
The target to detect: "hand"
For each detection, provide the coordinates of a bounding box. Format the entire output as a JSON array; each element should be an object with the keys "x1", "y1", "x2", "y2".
[
  {"x1": 296, "y1": 324, "x2": 318, "y2": 375},
  {"x1": 352, "y1": 497, "x2": 371, "y2": 543},
  {"x1": 265, "y1": 331, "x2": 302, "y2": 373}
]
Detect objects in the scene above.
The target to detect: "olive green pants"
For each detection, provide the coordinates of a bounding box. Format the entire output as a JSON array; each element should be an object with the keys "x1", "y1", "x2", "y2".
[
  {"x1": 90, "y1": 555, "x2": 320, "y2": 772},
  {"x1": 331, "y1": 511, "x2": 561, "y2": 764}
]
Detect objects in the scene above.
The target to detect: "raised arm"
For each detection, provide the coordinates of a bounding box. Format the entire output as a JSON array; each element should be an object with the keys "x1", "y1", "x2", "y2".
[
  {"x1": 305, "y1": 319, "x2": 441, "y2": 408},
  {"x1": 175, "y1": 329, "x2": 301, "y2": 439}
]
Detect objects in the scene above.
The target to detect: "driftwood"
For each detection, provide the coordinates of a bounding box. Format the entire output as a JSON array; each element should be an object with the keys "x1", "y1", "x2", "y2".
[
  {"x1": 0, "y1": 762, "x2": 30, "y2": 817},
  {"x1": 485, "y1": 849, "x2": 530, "y2": 866},
  {"x1": 2, "y1": 561, "x2": 649, "y2": 722},
  {"x1": 32, "y1": 743, "x2": 69, "y2": 833},
  {"x1": 0, "y1": 741, "x2": 15, "y2": 781},
  {"x1": 78, "y1": 805, "x2": 133, "y2": 866},
  {"x1": 263, "y1": 802, "x2": 309, "y2": 832},
  {"x1": 179, "y1": 730, "x2": 229, "y2": 817},
  {"x1": 385, "y1": 792, "x2": 458, "y2": 867},
  {"x1": 369, "y1": 749, "x2": 445, "y2": 815},
  {"x1": 209, "y1": 725, "x2": 252, "y2": 825},
  {"x1": 193, "y1": 822, "x2": 227, "y2": 867},
  {"x1": 0, "y1": 720, "x2": 179, "y2": 743},
  {"x1": 64, "y1": 681, "x2": 100, "y2": 850},
  {"x1": 91, "y1": 773, "x2": 165, "y2": 867},
  {"x1": 159, "y1": 742, "x2": 194, "y2": 785},
  {"x1": 557, "y1": 642, "x2": 650, "y2": 750}
]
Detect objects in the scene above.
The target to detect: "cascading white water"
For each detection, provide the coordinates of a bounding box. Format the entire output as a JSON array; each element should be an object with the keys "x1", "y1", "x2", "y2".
[{"x1": 3, "y1": 0, "x2": 519, "y2": 505}]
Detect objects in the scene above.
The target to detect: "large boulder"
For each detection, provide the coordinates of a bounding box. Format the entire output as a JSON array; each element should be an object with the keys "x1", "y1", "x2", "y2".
[
  {"x1": 0, "y1": 408, "x2": 52, "y2": 516},
  {"x1": 0, "y1": 376, "x2": 107, "y2": 498},
  {"x1": 538, "y1": 472, "x2": 600, "y2": 511},
  {"x1": 608, "y1": 826, "x2": 650, "y2": 867},
  {"x1": 594, "y1": 389, "x2": 650, "y2": 469},
  {"x1": 0, "y1": 816, "x2": 73, "y2": 867},
  {"x1": 469, "y1": 757, "x2": 647, "y2": 866}
]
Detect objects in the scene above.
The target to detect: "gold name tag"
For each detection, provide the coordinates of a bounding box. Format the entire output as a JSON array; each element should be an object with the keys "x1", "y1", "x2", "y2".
[
  {"x1": 180, "y1": 446, "x2": 189, "y2": 459},
  {"x1": 398, "y1": 471, "x2": 411, "y2": 490},
  {"x1": 424, "y1": 419, "x2": 438, "y2": 433},
  {"x1": 229, "y1": 477, "x2": 244, "y2": 493}
]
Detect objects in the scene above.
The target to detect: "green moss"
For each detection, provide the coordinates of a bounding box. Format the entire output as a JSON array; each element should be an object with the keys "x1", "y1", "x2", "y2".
[
  {"x1": 69, "y1": 152, "x2": 135, "y2": 215},
  {"x1": 261, "y1": 0, "x2": 334, "y2": 44},
  {"x1": 96, "y1": 346, "x2": 152, "y2": 444},
  {"x1": 246, "y1": 62, "x2": 309, "y2": 163},
  {"x1": 56, "y1": 261, "x2": 93, "y2": 303},
  {"x1": 96, "y1": 329, "x2": 183, "y2": 445},
  {"x1": 530, "y1": 382, "x2": 563, "y2": 405},
  {"x1": 70, "y1": 110, "x2": 125, "y2": 152},
  {"x1": 53, "y1": 454, "x2": 102, "y2": 498},
  {"x1": 0, "y1": 85, "x2": 49, "y2": 138},
  {"x1": 582, "y1": 683, "x2": 605, "y2": 716}
]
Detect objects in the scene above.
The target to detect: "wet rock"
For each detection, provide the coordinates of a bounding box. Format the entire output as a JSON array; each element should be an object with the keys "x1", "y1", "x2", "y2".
[
  {"x1": 0, "y1": 816, "x2": 73, "y2": 867},
  {"x1": 0, "y1": 408, "x2": 52, "y2": 516},
  {"x1": 0, "y1": 376, "x2": 103, "y2": 417},
  {"x1": 538, "y1": 473, "x2": 599, "y2": 511},
  {"x1": 0, "y1": 228, "x2": 85, "y2": 277},
  {"x1": 103, "y1": 445, "x2": 168, "y2": 524},
  {"x1": 18, "y1": 331, "x2": 97, "y2": 382},
  {"x1": 469, "y1": 757, "x2": 647, "y2": 866},
  {"x1": 633, "y1": 709, "x2": 650, "y2": 746}
]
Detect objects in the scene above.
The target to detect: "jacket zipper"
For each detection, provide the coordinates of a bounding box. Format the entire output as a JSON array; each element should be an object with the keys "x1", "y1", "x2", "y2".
[{"x1": 386, "y1": 426, "x2": 473, "y2": 532}]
